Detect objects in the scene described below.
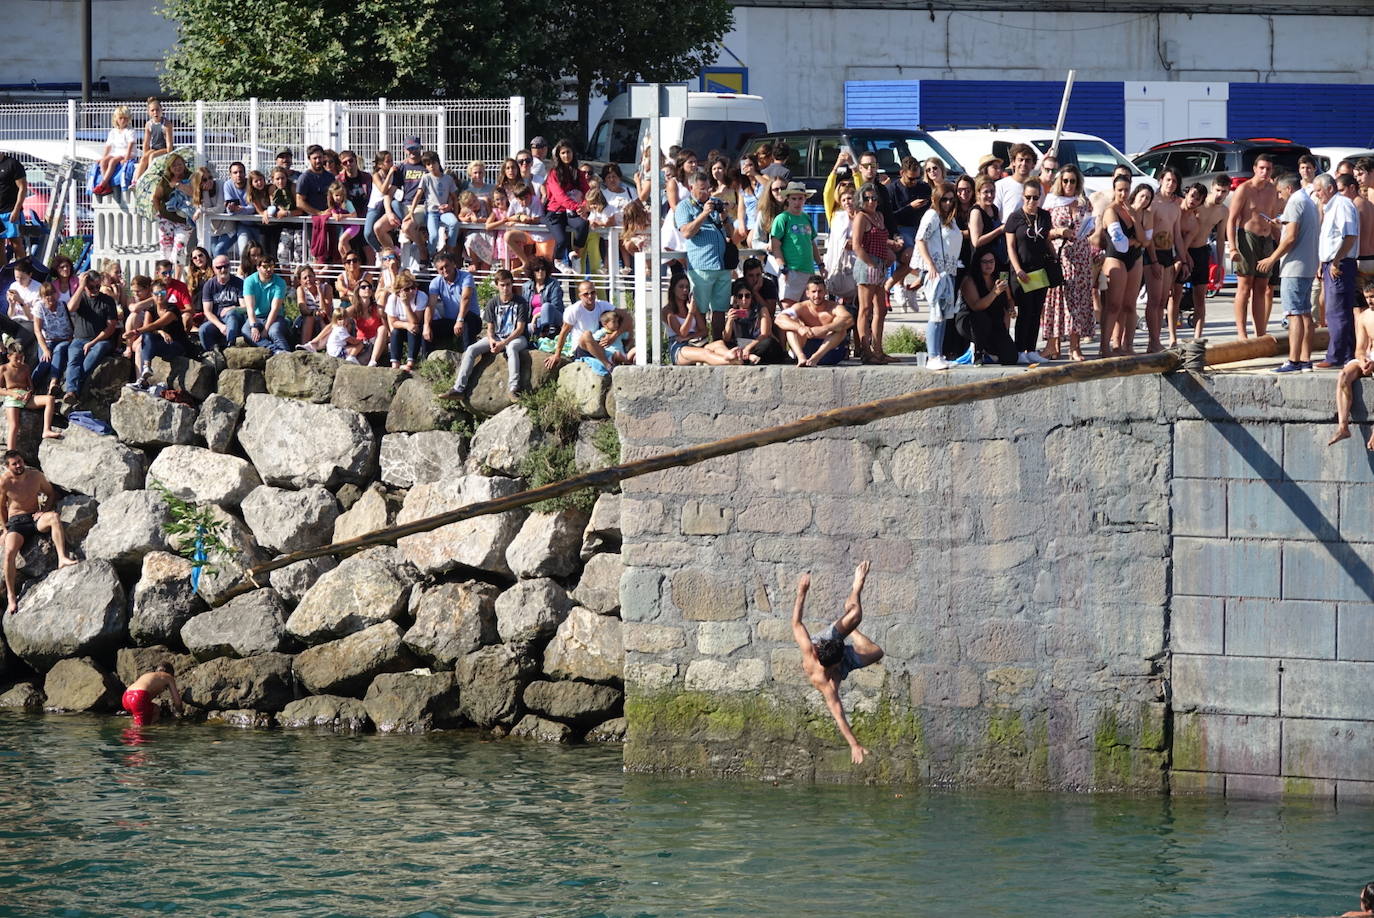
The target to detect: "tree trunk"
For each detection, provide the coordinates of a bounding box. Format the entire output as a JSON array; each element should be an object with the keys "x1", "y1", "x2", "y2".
[{"x1": 576, "y1": 70, "x2": 592, "y2": 150}]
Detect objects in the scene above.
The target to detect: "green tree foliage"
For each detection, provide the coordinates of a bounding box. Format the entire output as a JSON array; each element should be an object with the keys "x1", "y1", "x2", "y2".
[{"x1": 157, "y1": 0, "x2": 731, "y2": 134}]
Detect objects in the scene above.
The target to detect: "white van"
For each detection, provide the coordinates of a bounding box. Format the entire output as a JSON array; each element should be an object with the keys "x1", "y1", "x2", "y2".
[
  {"x1": 929, "y1": 128, "x2": 1155, "y2": 196},
  {"x1": 587, "y1": 92, "x2": 770, "y2": 175}
]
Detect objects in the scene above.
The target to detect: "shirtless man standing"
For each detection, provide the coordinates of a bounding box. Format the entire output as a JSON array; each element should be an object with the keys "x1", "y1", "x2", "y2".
[
  {"x1": 1228, "y1": 154, "x2": 1281, "y2": 338},
  {"x1": 1351, "y1": 158, "x2": 1374, "y2": 284},
  {"x1": 1146, "y1": 167, "x2": 1184, "y2": 352},
  {"x1": 122, "y1": 662, "x2": 185, "y2": 725},
  {"x1": 791, "y1": 561, "x2": 884, "y2": 765},
  {"x1": 774, "y1": 276, "x2": 855, "y2": 367},
  {"x1": 0, "y1": 450, "x2": 76, "y2": 615},
  {"x1": 1174, "y1": 183, "x2": 1211, "y2": 345}
]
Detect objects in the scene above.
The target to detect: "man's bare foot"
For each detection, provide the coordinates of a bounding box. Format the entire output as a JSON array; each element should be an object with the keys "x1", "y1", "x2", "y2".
[
  {"x1": 852, "y1": 560, "x2": 871, "y2": 592},
  {"x1": 1366, "y1": 431, "x2": 1374, "y2": 451},
  {"x1": 41, "y1": 430, "x2": 63, "y2": 440},
  {"x1": 1329, "y1": 426, "x2": 1351, "y2": 446},
  {"x1": 58, "y1": 556, "x2": 79, "y2": 569},
  {"x1": 6, "y1": 597, "x2": 16, "y2": 615}
]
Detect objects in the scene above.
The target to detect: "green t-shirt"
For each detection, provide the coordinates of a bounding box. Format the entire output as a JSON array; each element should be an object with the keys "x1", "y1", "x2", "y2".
[{"x1": 770, "y1": 210, "x2": 816, "y2": 272}]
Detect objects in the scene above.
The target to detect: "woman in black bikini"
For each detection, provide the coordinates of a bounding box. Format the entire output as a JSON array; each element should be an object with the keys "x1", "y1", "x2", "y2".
[{"x1": 1099, "y1": 175, "x2": 1147, "y2": 358}]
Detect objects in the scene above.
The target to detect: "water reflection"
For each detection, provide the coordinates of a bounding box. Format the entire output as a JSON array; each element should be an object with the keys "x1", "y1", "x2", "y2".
[{"x1": 0, "y1": 716, "x2": 1367, "y2": 917}]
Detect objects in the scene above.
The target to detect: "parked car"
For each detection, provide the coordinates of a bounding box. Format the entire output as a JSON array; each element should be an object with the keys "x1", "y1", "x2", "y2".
[
  {"x1": 927, "y1": 128, "x2": 1152, "y2": 196},
  {"x1": 1311, "y1": 146, "x2": 1374, "y2": 174},
  {"x1": 1131, "y1": 137, "x2": 1312, "y2": 190},
  {"x1": 735, "y1": 128, "x2": 964, "y2": 193},
  {"x1": 588, "y1": 91, "x2": 770, "y2": 178}
]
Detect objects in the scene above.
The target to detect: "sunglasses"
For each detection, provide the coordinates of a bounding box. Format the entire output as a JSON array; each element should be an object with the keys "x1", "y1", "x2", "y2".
[
  {"x1": 382, "y1": 255, "x2": 398, "y2": 261},
  {"x1": 734, "y1": 292, "x2": 753, "y2": 299},
  {"x1": 345, "y1": 258, "x2": 360, "y2": 263},
  {"x1": 940, "y1": 196, "x2": 955, "y2": 203},
  {"x1": 213, "y1": 264, "x2": 230, "y2": 270},
  {"x1": 1024, "y1": 194, "x2": 1041, "y2": 201},
  {"x1": 516, "y1": 158, "x2": 531, "y2": 164}
]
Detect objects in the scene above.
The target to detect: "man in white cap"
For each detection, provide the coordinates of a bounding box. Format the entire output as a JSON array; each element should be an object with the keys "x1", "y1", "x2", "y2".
[
  {"x1": 527, "y1": 136, "x2": 550, "y2": 186},
  {"x1": 769, "y1": 181, "x2": 824, "y2": 304}
]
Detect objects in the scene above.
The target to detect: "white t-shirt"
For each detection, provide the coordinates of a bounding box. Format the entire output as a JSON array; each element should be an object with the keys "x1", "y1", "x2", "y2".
[
  {"x1": 603, "y1": 185, "x2": 633, "y2": 211},
  {"x1": 562, "y1": 299, "x2": 615, "y2": 335},
  {"x1": 9, "y1": 278, "x2": 40, "y2": 319},
  {"x1": 912, "y1": 210, "x2": 963, "y2": 275},
  {"x1": 106, "y1": 127, "x2": 135, "y2": 158},
  {"x1": 385, "y1": 290, "x2": 429, "y2": 321},
  {"x1": 995, "y1": 176, "x2": 1026, "y2": 229},
  {"x1": 326, "y1": 324, "x2": 353, "y2": 358}
]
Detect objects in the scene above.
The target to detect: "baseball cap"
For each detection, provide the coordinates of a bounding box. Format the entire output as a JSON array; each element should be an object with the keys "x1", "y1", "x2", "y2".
[
  {"x1": 275, "y1": 148, "x2": 292, "y2": 159},
  {"x1": 530, "y1": 136, "x2": 548, "y2": 148},
  {"x1": 404, "y1": 136, "x2": 422, "y2": 150}
]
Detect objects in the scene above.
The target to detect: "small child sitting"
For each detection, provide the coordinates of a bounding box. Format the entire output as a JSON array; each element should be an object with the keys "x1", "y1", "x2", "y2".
[{"x1": 577, "y1": 309, "x2": 635, "y2": 376}]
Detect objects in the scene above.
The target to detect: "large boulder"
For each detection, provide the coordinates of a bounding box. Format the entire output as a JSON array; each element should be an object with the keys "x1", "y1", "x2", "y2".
[
  {"x1": 385, "y1": 378, "x2": 459, "y2": 433},
  {"x1": 396, "y1": 475, "x2": 525, "y2": 577},
  {"x1": 558, "y1": 361, "x2": 611, "y2": 419},
  {"x1": 572, "y1": 552, "x2": 623, "y2": 616},
  {"x1": 285, "y1": 547, "x2": 416, "y2": 645},
  {"x1": 379, "y1": 431, "x2": 467, "y2": 488},
  {"x1": 147, "y1": 445, "x2": 260, "y2": 507},
  {"x1": 15, "y1": 538, "x2": 58, "y2": 583},
  {"x1": 180, "y1": 652, "x2": 296, "y2": 711},
  {"x1": 43, "y1": 657, "x2": 122, "y2": 712},
  {"x1": 543, "y1": 607, "x2": 622, "y2": 685},
  {"x1": 77, "y1": 356, "x2": 135, "y2": 417},
  {"x1": 129, "y1": 551, "x2": 206, "y2": 645},
  {"x1": 217, "y1": 368, "x2": 266, "y2": 406},
  {"x1": 174, "y1": 506, "x2": 269, "y2": 608},
  {"x1": 505, "y1": 509, "x2": 589, "y2": 580},
  {"x1": 587, "y1": 717, "x2": 627, "y2": 743},
  {"x1": 467, "y1": 351, "x2": 559, "y2": 417},
  {"x1": 466, "y1": 405, "x2": 542, "y2": 477},
  {"x1": 57, "y1": 494, "x2": 99, "y2": 547},
  {"x1": 331, "y1": 364, "x2": 404, "y2": 415},
  {"x1": 455, "y1": 643, "x2": 538, "y2": 728},
  {"x1": 224, "y1": 347, "x2": 269, "y2": 371},
  {"x1": 192, "y1": 393, "x2": 242, "y2": 453},
  {"x1": 115, "y1": 645, "x2": 196, "y2": 687},
  {"x1": 580, "y1": 492, "x2": 621, "y2": 560},
  {"x1": 238, "y1": 395, "x2": 376, "y2": 489},
  {"x1": 3, "y1": 560, "x2": 126, "y2": 669},
  {"x1": 294, "y1": 621, "x2": 417, "y2": 696},
  {"x1": 110, "y1": 389, "x2": 197, "y2": 448},
  {"x1": 362, "y1": 670, "x2": 461, "y2": 734},
  {"x1": 180, "y1": 588, "x2": 288, "y2": 660},
  {"x1": 206, "y1": 709, "x2": 274, "y2": 729},
  {"x1": 82, "y1": 489, "x2": 172, "y2": 568},
  {"x1": 151, "y1": 355, "x2": 218, "y2": 403},
  {"x1": 403, "y1": 580, "x2": 500, "y2": 668},
  {"x1": 38, "y1": 425, "x2": 147, "y2": 500},
  {"x1": 331, "y1": 486, "x2": 389, "y2": 543},
  {"x1": 278, "y1": 695, "x2": 373, "y2": 732},
  {"x1": 240, "y1": 485, "x2": 339, "y2": 554},
  {"x1": 574, "y1": 422, "x2": 614, "y2": 474},
  {"x1": 495, "y1": 578, "x2": 573, "y2": 645},
  {"x1": 0, "y1": 408, "x2": 46, "y2": 464},
  {"x1": 510, "y1": 714, "x2": 573, "y2": 744},
  {"x1": 0, "y1": 682, "x2": 44, "y2": 710},
  {"x1": 522, "y1": 680, "x2": 622, "y2": 727},
  {"x1": 268, "y1": 556, "x2": 338, "y2": 604},
  {"x1": 264, "y1": 351, "x2": 340, "y2": 403}
]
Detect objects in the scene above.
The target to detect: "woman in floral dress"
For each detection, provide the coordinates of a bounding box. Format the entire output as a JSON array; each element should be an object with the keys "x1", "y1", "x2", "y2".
[{"x1": 1041, "y1": 165, "x2": 1095, "y2": 361}]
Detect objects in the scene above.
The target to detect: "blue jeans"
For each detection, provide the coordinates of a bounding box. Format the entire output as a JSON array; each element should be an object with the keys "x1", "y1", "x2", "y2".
[
  {"x1": 364, "y1": 204, "x2": 388, "y2": 252},
  {"x1": 389, "y1": 327, "x2": 428, "y2": 366},
  {"x1": 226, "y1": 310, "x2": 289, "y2": 353},
  {"x1": 426, "y1": 211, "x2": 459, "y2": 257},
  {"x1": 546, "y1": 211, "x2": 588, "y2": 262},
  {"x1": 211, "y1": 233, "x2": 237, "y2": 258},
  {"x1": 33, "y1": 339, "x2": 71, "y2": 392},
  {"x1": 142, "y1": 333, "x2": 186, "y2": 366},
  {"x1": 455, "y1": 336, "x2": 528, "y2": 393},
  {"x1": 63, "y1": 338, "x2": 113, "y2": 395}
]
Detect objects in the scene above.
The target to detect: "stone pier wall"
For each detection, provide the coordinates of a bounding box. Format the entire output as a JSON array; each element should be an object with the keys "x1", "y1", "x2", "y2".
[{"x1": 613, "y1": 367, "x2": 1374, "y2": 798}]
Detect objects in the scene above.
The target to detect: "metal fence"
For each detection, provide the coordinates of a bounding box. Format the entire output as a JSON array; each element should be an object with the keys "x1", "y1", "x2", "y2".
[{"x1": 0, "y1": 97, "x2": 526, "y2": 239}]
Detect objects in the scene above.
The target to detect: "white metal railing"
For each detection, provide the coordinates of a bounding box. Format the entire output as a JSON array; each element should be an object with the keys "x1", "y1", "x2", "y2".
[{"x1": 0, "y1": 97, "x2": 525, "y2": 240}]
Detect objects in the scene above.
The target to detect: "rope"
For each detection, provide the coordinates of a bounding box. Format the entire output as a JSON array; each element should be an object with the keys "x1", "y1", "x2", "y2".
[{"x1": 1179, "y1": 338, "x2": 1208, "y2": 373}]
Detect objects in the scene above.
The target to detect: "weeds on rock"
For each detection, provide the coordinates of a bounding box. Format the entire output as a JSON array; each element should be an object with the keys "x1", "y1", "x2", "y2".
[
  {"x1": 149, "y1": 479, "x2": 232, "y2": 575},
  {"x1": 417, "y1": 358, "x2": 456, "y2": 396},
  {"x1": 590, "y1": 421, "x2": 620, "y2": 465},
  {"x1": 520, "y1": 442, "x2": 597, "y2": 514},
  {"x1": 517, "y1": 383, "x2": 581, "y2": 442},
  {"x1": 884, "y1": 327, "x2": 926, "y2": 354}
]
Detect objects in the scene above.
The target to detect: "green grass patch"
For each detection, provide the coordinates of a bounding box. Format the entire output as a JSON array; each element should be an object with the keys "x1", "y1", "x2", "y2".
[
  {"x1": 416, "y1": 357, "x2": 456, "y2": 395},
  {"x1": 884, "y1": 326, "x2": 926, "y2": 354},
  {"x1": 590, "y1": 421, "x2": 620, "y2": 466},
  {"x1": 517, "y1": 382, "x2": 581, "y2": 442},
  {"x1": 519, "y1": 441, "x2": 597, "y2": 513}
]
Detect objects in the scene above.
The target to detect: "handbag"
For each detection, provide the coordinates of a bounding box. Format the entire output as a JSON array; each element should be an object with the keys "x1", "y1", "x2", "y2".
[
  {"x1": 723, "y1": 239, "x2": 740, "y2": 270},
  {"x1": 826, "y1": 249, "x2": 857, "y2": 299}
]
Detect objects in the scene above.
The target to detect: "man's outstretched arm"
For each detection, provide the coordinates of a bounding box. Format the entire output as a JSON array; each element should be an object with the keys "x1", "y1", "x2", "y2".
[
  {"x1": 791, "y1": 572, "x2": 813, "y2": 652},
  {"x1": 820, "y1": 681, "x2": 869, "y2": 764}
]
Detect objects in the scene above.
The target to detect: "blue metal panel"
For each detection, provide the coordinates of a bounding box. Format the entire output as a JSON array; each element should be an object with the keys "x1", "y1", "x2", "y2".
[
  {"x1": 844, "y1": 81, "x2": 920, "y2": 130},
  {"x1": 917, "y1": 80, "x2": 1126, "y2": 148},
  {"x1": 1227, "y1": 83, "x2": 1374, "y2": 148}
]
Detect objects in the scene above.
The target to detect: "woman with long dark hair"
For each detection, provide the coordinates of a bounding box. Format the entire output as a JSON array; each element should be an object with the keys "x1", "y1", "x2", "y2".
[{"x1": 543, "y1": 139, "x2": 590, "y2": 273}]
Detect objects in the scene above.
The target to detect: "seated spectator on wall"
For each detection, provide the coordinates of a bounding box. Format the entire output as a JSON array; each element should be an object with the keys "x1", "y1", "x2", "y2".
[
  {"x1": 129, "y1": 279, "x2": 193, "y2": 387},
  {"x1": 720, "y1": 278, "x2": 787, "y2": 364},
  {"x1": 427, "y1": 253, "x2": 479, "y2": 351},
  {"x1": 524, "y1": 257, "x2": 564, "y2": 342},
  {"x1": 439, "y1": 269, "x2": 531, "y2": 401},
  {"x1": 32, "y1": 283, "x2": 72, "y2": 392},
  {"x1": 384, "y1": 270, "x2": 430, "y2": 371},
  {"x1": 61, "y1": 270, "x2": 121, "y2": 404},
  {"x1": 235, "y1": 257, "x2": 290, "y2": 354},
  {"x1": 662, "y1": 270, "x2": 745, "y2": 366},
  {"x1": 774, "y1": 276, "x2": 854, "y2": 367},
  {"x1": 542, "y1": 280, "x2": 617, "y2": 370},
  {"x1": 198, "y1": 254, "x2": 244, "y2": 352}
]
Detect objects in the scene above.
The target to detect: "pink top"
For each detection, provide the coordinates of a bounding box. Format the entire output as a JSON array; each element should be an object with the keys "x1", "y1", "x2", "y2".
[{"x1": 544, "y1": 171, "x2": 589, "y2": 214}]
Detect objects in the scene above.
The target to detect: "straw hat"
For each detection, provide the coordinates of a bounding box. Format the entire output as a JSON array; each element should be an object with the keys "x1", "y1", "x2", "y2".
[{"x1": 781, "y1": 181, "x2": 815, "y2": 199}]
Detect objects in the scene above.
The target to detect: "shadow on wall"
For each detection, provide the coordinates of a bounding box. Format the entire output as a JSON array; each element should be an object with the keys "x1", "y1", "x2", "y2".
[{"x1": 1169, "y1": 375, "x2": 1374, "y2": 604}]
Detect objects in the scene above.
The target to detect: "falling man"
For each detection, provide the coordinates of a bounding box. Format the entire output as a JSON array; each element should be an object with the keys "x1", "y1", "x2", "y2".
[{"x1": 791, "y1": 561, "x2": 885, "y2": 764}]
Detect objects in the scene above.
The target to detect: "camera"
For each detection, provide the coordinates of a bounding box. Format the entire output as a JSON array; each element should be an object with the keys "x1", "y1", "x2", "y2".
[{"x1": 707, "y1": 197, "x2": 725, "y2": 209}]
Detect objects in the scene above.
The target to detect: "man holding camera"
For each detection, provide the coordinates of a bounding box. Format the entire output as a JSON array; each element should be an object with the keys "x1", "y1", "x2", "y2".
[
  {"x1": 770, "y1": 182, "x2": 825, "y2": 304},
  {"x1": 675, "y1": 170, "x2": 733, "y2": 338}
]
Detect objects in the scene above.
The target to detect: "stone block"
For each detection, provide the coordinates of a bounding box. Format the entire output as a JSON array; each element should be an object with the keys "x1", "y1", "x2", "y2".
[
  {"x1": 1171, "y1": 596, "x2": 1224, "y2": 655},
  {"x1": 1170, "y1": 771, "x2": 1227, "y2": 796},
  {"x1": 150, "y1": 355, "x2": 217, "y2": 402},
  {"x1": 1282, "y1": 659, "x2": 1374, "y2": 719},
  {"x1": 1282, "y1": 718, "x2": 1374, "y2": 781},
  {"x1": 543, "y1": 607, "x2": 622, "y2": 684},
  {"x1": 386, "y1": 377, "x2": 461, "y2": 433},
  {"x1": 466, "y1": 350, "x2": 560, "y2": 417},
  {"x1": 110, "y1": 389, "x2": 197, "y2": 448},
  {"x1": 396, "y1": 475, "x2": 525, "y2": 577},
  {"x1": 1226, "y1": 480, "x2": 1340, "y2": 541},
  {"x1": 217, "y1": 368, "x2": 266, "y2": 406},
  {"x1": 1171, "y1": 654, "x2": 1279, "y2": 716},
  {"x1": 264, "y1": 350, "x2": 339, "y2": 402},
  {"x1": 1170, "y1": 479, "x2": 1227, "y2": 539},
  {"x1": 505, "y1": 508, "x2": 589, "y2": 580},
  {"x1": 465, "y1": 405, "x2": 542, "y2": 476},
  {"x1": 147, "y1": 445, "x2": 260, "y2": 508},
  {"x1": 330, "y1": 364, "x2": 403, "y2": 415},
  {"x1": 681, "y1": 500, "x2": 733, "y2": 536},
  {"x1": 240, "y1": 485, "x2": 340, "y2": 554},
  {"x1": 734, "y1": 498, "x2": 813, "y2": 534},
  {"x1": 38, "y1": 425, "x2": 147, "y2": 500},
  {"x1": 572, "y1": 551, "x2": 623, "y2": 615},
  {"x1": 581, "y1": 491, "x2": 621, "y2": 559},
  {"x1": 1173, "y1": 420, "x2": 1282, "y2": 480},
  {"x1": 624, "y1": 662, "x2": 678, "y2": 690},
  {"x1": 742, "y1": 440, "x2": 870, "y2": 495},
  {"x1": 965, "y1": 621, "x2": 1037, "y2": 664},
  {"x1": 696, "y1": 622, "x2": 750, "y2": 656},
  {"x1": 193, "y1": 393, "x2": 242, "y2": 453},
  {"x1": 331, "y1": 485, "x2": 389, "y2": 543},
  {"x1": 1172, "y1": 712, "x2": 1280, "y2": 775},
  {"x1": 224, "y1": 347, "x2": 269, "y2": 371},
  {"x1": 1173, "y1": 537, "x2": 1281, "y2": 599},
  {"x1": 670, "y1": 569, "x2": 746, "y2": 621},
  {"x1": 1338, "y1": 603, "x2": 1374, "y2": 661},
  {"x1": 1336, "y1": 780, "x2": 1374, "y2": 804},
  {"x1": 559, "y1": 360, "x2": 611, "y2": 419},
  {"x1": 909, "y1": 665, "x2": 982, "y2": 708},
  {"x1": 683, "y1": 658, "x2": 766, "y2": 692},
  {"x1": 620, "y1": 498, "x2": 669, "y2": 537},
  {"x1": 379, "y1": 431, "x2": 467, "y2": 488},
  {"x1": 239, "y1": 394, "x2": 376, "y2": 489},
  {"x1": 619, "y1": 569, "x2": 663, "y2": 623},
  {"x1": 1283, "y1": 424, "x2": 1374, "y2": 484},
  {"x1": 82, "y1": 489, "x2": 172, "y2": 568},
  {"x1": 1224, "y1": 599, "x2": 1334, "y2": 659},
  {"x1": 622, "y1": 623, "x2": 686, "y2": 654},
  {"x1": 1341, "y1": 483, "x2": 1374, "y2": 540},
  {"x1": 1281, "y1": 540, "x2": 1374, "y2": 603}
]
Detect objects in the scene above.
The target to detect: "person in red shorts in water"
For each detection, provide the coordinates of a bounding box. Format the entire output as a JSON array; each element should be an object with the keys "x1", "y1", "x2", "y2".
[{"x1": 122, "y1": 662, "x2": 184, "y2": 725}]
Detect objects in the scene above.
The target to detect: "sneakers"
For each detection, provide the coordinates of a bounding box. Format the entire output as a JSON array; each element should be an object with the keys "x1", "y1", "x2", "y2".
[
  {"x1": 925, "y1": 356, "x2": 951, "y2": 371},
  {"x1": 138, "y1": 366, "x2": 154, "y2": 388},
  {"x1": 952, "y1": 344, "x2": 975, "y2": 366},
  {"x1": 1301, "y1": 361, "x2": 1315, "y2": 372},
  {"x1": 296, "y1": 343, "x2": 317, "y2": 353},
  {"x1": 1018, "y1": 351, "x2": 1045, "y2": 365},
  {"x1": 554, "y1": 260, "x2": 574, "y2": 275},
  {"x1": 437, "y1": 387, "x2": 467, "y2": 402},
  {"x1": 1273, "y1": 360, "x2": 1304, "y2": 374}
]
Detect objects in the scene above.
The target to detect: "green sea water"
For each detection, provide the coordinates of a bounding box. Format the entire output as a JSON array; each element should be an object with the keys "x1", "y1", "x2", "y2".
[{"x1": 0, "y1": 714, "x2": 1367, "y2": 917}]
